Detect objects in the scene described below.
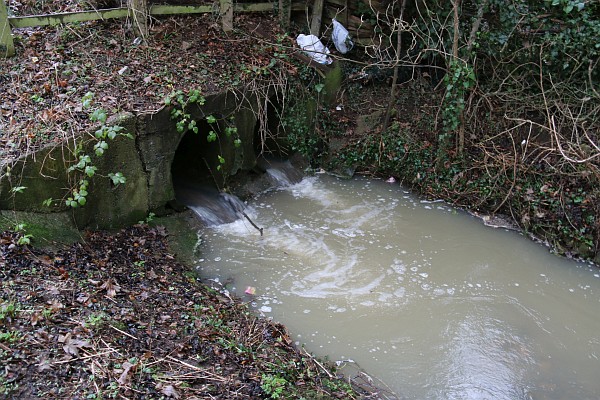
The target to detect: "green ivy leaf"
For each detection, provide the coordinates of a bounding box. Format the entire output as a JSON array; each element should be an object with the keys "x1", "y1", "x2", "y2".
[
  {"x1": 85, "y1": 165, "x2": 97, "y2": 177},
  {"x1": 10, "y1": 186, "x2": 27, "y2": 194},
  {"x1": 90, "y1": 109, "x2": 108, "y2": 123},
  {"x1": 108, "y1": 172, "x2": 127, "y2": 185}
]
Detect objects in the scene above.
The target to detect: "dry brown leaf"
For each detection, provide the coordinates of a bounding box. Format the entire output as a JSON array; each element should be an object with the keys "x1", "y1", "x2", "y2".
[
  {"x1": 59, "y1": 332, "x2": 90, "y2": 357},
  {"x1": 116, "y1": 361, "x2": 136, "y2": 385},
  {"x1": 100, "y1": 278, "x2": 121, "y2": 298},
  {"x1": 161, "y1": 385, "x2": 180, "y2": 399}
]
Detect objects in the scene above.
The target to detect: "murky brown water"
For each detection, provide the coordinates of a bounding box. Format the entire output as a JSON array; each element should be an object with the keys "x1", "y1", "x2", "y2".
[{"x1": 193, "y1": 174, "x2": 600, "y2": 399}]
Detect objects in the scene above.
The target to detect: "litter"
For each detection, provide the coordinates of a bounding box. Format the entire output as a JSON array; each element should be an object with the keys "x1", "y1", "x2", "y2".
[
  {"x1": 296, "y1": 34, "x2": 332, "y2": 65},
  {"x1": 332, "y1": 19, "x2": 353, "y2": 54}
]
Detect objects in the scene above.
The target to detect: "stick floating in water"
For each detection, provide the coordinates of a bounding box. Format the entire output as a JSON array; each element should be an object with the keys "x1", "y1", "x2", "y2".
[{"x1": 242, "y1": 211, "x2": 263, "y2": 236}]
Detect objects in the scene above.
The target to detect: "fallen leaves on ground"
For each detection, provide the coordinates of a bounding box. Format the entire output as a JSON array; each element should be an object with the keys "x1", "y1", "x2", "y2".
[{"x1": 0, "y1": 225, "x2": 370, "y2": 399}]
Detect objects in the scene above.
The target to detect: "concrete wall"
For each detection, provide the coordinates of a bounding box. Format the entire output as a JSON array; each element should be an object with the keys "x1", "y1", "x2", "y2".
[{"x1": 0, "y1": 90, "x2": 265, "y2": 229}]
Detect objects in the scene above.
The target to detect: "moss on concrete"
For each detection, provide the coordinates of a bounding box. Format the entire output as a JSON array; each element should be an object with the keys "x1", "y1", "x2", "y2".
[
  {"x1": 0, "y1": 210, "x2": 83, "y2": 250},
  {"x1": 151, "y1": 211, "x2": 203, "y2": 264}
]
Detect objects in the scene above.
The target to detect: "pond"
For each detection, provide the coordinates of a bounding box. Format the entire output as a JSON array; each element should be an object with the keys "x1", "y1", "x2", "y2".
[{"x1": 192, "y1": 174, "x2": 600, "y2": 399}]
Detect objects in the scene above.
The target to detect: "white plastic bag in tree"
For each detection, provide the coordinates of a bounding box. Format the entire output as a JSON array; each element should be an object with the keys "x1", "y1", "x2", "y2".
[
  {"x1": 332, "y1": 19, "x2": 353, "y2": 54},
  {"x1": 296, "y1": 34, "x2": 332, "y2": 65}
]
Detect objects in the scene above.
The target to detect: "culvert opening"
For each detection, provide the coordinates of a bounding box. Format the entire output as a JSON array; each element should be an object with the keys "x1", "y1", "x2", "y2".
[
  {"x1": 171, "y1": 119, "x2": 215, "y2": 187},
  {"x1": 170, "y1": 119, "x2": 245, "y2": 226},
  {"x1": 169, "y1": 101, "x2": 303, "y2": 227}
]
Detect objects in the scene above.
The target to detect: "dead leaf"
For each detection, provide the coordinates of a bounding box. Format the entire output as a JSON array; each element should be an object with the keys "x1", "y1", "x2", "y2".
[
  {"x1": 48, "y1": 299, "x2": 64, "y2": 312},
  {"x1": 59, "y1": 332, "x2": 90, "y2": 357},
  {"x1": 100, "y1": 278, "x2": 121, "y2": 298},
  {"x1": 116, "y1": 361, "x2": 136, "y2": 385},
  {"x1": 161, "y1": 385, "x2": 180, "y2": 398},
  {"x1": 31, "y1": 312, "x2": 43, "y2": 326},
  {"x1": 37, "y1": 355, "x2": 53, "y2": 372},
  {"x1": 46, "y1": 285, "x2": 60, "y2": 295},
  {"x1": 76, "y1": 293, "x2": 90, "y2": 304}
]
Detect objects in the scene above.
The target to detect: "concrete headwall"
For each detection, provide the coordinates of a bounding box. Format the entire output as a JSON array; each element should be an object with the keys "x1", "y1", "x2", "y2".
[{"x1": 0, "y1": 90, "x2": 265, "y2": 229}]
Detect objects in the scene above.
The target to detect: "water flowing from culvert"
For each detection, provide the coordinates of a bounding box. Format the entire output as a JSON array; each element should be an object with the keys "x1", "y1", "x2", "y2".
[
  {"x1": 192, "y1": 174, "x2": 600, "y2": 399},
  {"x1": 173, "y1": 181, "x2": 246, "y2": 226}
]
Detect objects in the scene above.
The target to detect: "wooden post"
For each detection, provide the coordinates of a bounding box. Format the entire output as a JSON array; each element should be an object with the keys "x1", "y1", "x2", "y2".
[
  {"x1": 220, "y1": 0, "x2": 233, "y2": 32},
  {"x1": 128, "y1": 0, "x2": 148, "y2": 40},
  {"x1": 1, "y1": 0, "x2": 15, "y2": 58},
  {"x1": 310, "y1": 0, "x2": 324, "y2": 36},
  {"x1": 279, "y1": 0, "x2": 291, "y2": 30}
]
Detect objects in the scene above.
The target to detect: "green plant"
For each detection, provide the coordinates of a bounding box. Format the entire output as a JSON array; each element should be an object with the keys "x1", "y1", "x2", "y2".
[
  {"x1": 164, "y1": 89, "x2": 206, "y2": 134},
  {"x1": 0, "y1": 302, "x2": 18, "y2": 322},
  {"x1": 84, "y1": 312, "x2": 107, "y2": 329},
  {"x1": 11, "y1": 223, "x2": 33, "y2": 245},
  {"x1": 108, "y1": 172, "x2": 126, "y2": 185},
  {"x1": 0, "y1": 374, "x2": 18, "y2": 396},
  {"x1": 64, "y1": 93, "x2": 132, "y2": 208},
  {"x1": 0, "y1": 330, "x2": 21, "y2": 343},
  {"x1": 16, "y1": 234, "x2": 33, "y2": 245},
  {"x1": 166, "y1": 89, "x2": 242, "y2": 177},
  {"x1": 138, "y1": 212, "x2": 155, "y2": 225},
  {"x1": 10, "y1": 186, "x2": 26, "y2": 194},
  {"x1": 260, "y1": 374, "x2": 287, "y2": 399}
]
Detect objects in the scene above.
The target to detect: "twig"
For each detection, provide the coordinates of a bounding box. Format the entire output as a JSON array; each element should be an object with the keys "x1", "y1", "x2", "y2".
[
  {"x1": 51, "y1": 349, "x2": 117, "y2": 365},
  {"x1": 241, "y1": 211, "x2": 263, "y2": 236},
  {"x1": 109, "y1": 324, "x2": 139, "y2": 340},
  {"x1": 302, "y1": 348, "x2": 334, "y2": 378}
]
